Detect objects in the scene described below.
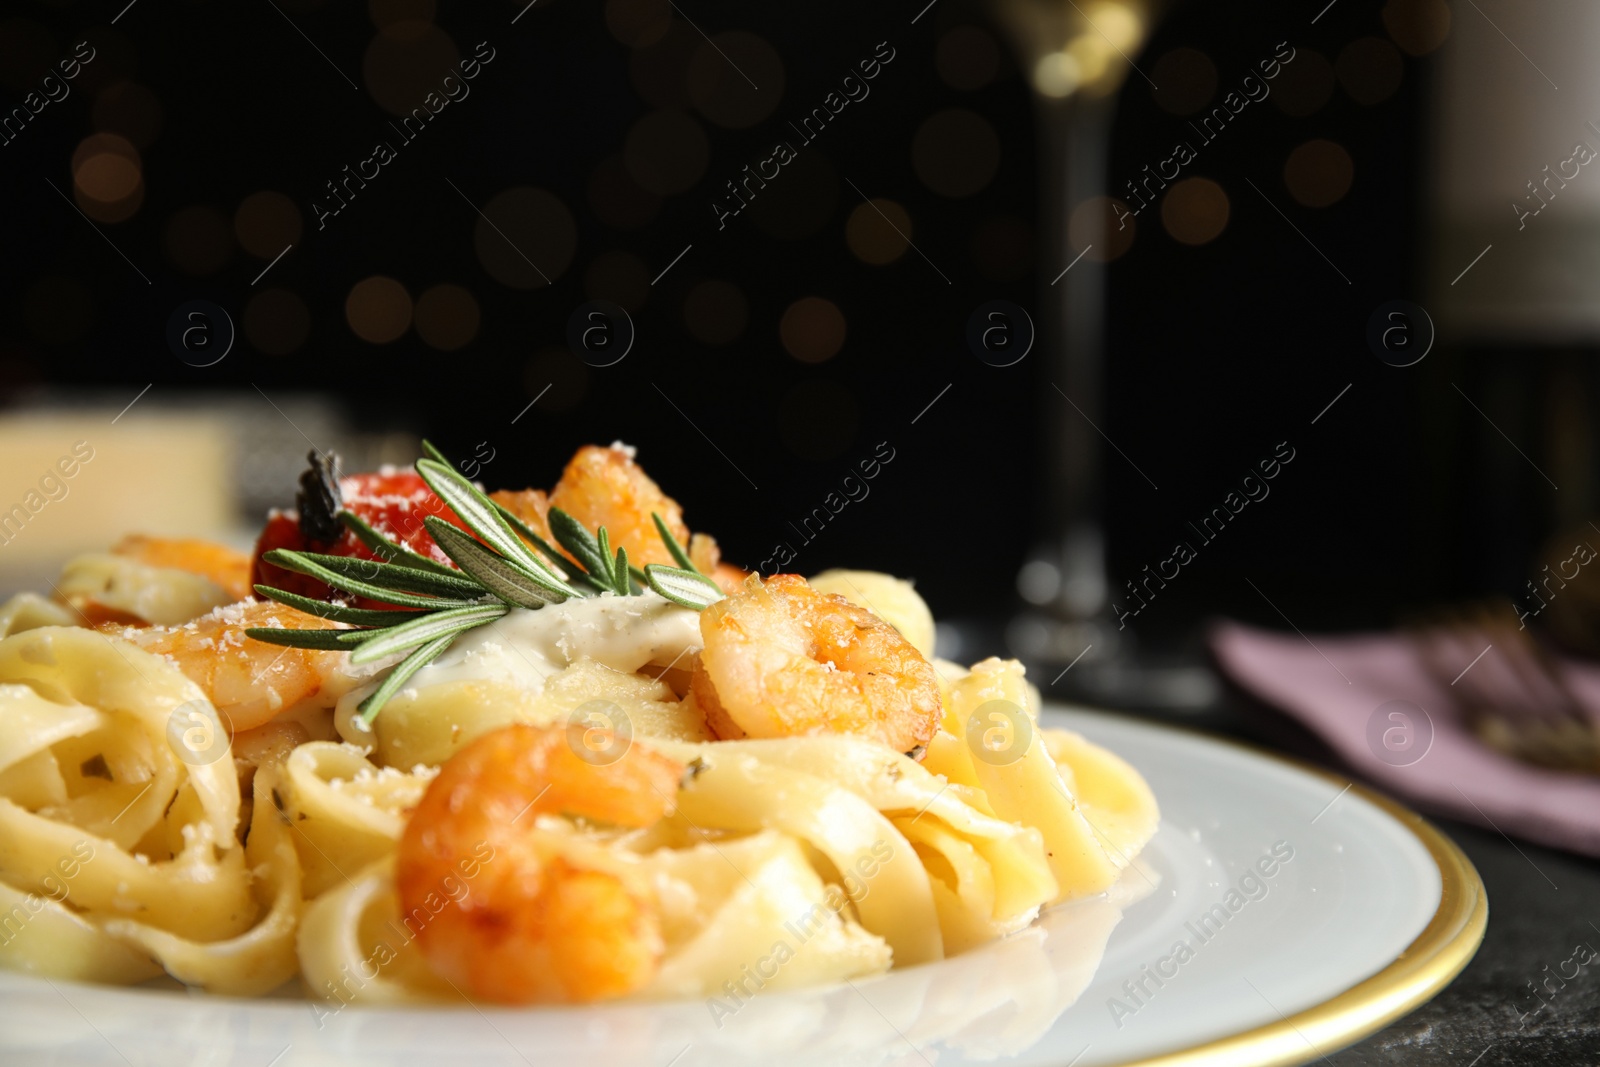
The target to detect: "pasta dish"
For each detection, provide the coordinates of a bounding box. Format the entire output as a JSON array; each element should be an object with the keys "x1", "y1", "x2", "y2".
[{"x1": 0, "y1": 442, "x2": 1157, "y2": 1006}]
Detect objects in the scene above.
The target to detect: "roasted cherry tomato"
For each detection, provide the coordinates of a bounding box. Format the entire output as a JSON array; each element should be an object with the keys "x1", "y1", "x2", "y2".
[{"x1": 251, "y1": 470, "x2": 470, "y2": 603}]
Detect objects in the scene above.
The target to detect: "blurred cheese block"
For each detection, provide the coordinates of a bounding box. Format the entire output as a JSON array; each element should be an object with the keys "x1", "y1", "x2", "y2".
[
  {"x1": 1430, "y1": 0, "x2": 1600, "y2": 339},
  {"x1": 0, "y1": 412, "x2": 234, "y2": 585}
]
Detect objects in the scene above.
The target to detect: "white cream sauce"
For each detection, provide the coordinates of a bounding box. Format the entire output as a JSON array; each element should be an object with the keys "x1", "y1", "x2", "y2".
[{"x1": 408, "y1": 592, "x2": 704, "y2": 694}]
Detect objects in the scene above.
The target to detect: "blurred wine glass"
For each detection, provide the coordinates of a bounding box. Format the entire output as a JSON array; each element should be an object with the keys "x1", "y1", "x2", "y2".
[{"x1": 992, "y1": 0, "x2": 1216, "y2": 709}]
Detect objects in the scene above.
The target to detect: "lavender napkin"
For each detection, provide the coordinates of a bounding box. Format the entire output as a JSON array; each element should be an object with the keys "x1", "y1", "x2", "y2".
[{"x1": 1211, "y1": 621, "x2": 1600, "y2": 857}]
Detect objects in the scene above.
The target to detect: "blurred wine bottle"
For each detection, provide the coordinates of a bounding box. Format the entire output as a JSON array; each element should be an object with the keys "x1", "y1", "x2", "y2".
[{"x1": 1426, "y1": 0, "x2": 1600, "y2": 605}]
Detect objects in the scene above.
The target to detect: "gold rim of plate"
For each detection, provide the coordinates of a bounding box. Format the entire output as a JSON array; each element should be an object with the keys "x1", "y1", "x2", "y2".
[{"x1": 1110, "y1": 746, "x2": 1488, "y2": 1067}]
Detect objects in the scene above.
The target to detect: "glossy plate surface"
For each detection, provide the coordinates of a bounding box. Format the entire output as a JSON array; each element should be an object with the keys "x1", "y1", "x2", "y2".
[{"x1": 0, "y1": 706, "x2": 1486, "y2": 1067}]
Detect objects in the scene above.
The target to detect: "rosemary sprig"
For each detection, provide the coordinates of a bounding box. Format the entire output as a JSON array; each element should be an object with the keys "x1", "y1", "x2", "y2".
[
  {"x1": 643, "y1": 564, "x2": 723, "y2": 609},
  {"x1": 338, "y1": 509, "x2": 459, "y2": 576},
  {"x1": 653, "y1": 512, "x2": 698, "y2": 573},
  {"x1": 355, "y1": 633, "x2": 459, "y2": 722},
  {"x1": 348, "y1": 602, "x2": 511, "y2": 664},
  {"x1": 247, "y1": 441, "x2": 725, "y2": 725},
  {"x1": 548, "y1": 509, "x2": 615, "y2": 592},
  {"x1": 423, "y1": 516, "x2": 568, "y2": 608},
  {"x1": 492, "y1": 502, "x2": 596, "y2": 589}
]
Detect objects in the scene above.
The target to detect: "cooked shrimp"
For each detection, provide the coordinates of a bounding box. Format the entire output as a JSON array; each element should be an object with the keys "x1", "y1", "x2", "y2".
[
  {"x1": 548, "y1": 444, "x2": 746, "y2": 591},
  {"x1": 549, "y1": 444, "x2": 686, "y2": 567},
  {"x1": 489, "y1": 487, "x2": 554, "y2": 544},
  {"x1": 111, "y1": 535, "x2": 254, "y2": 601},
  {"x1": 692, "y1": 574, "x2": 942, "y2": 754},
  {"x1": 117, "y1": 600, "x2": 348, "y2": 733},
  {"x1": 396, "y1": 723, "x2": 682, "y2": 1003}
]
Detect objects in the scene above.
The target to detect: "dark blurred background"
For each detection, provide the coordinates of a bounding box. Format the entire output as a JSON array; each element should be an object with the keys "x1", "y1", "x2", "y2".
[
  {"x1": 0, "y1": 0, "x2": 1510, "y2": 651},
  {"x1": 13, "y1": 9, "x2": 1600, "y2": 1059}
]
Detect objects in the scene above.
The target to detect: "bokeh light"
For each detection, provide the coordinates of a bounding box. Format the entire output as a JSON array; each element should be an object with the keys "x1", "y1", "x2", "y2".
[
  {"x1": 624, "y1": 110, "x2": 710, "y2": 195},
  {"x1": 584, "y1": 252, "x2": 651, "y2": 313},
  {"x1": 780, "y1": 297, "x2": 847, "y2": 364},
  {"x1": 1069, "y1": 196, "x2": 1136, "y2": 262},
  {"x1": 1066, "y1": 35, "x2": 1116, "y2": 92},
  {"x1": 1084, "y1": 1, "x2": 1143, "y2": 50},
  {"x1": 1284, "y1": 140, "x2": 1354, "y2": 208},
  {"x1": 164, "y1": 206, "x2": 233, "y2": 275},
  {"x1": 1272, "y1": 49, "x2": 1335, "y2": 117},
  {"x1": 1383, "y1": 0, "x2": 1451, "y2": 56},
  {"x1": 70, "y1": 158, "x2": 142, "y2": 219},
  {"x1": 91, "y1": 81, "x2": 162, "y2": 149},
  {"x1": 525, "y1": 347, "x2": 590, "y2": 414},
  {"x1": 912, "y1": 109, "x2": 1001, "y2": 197},
  {"x1": 244, "y1": 289, "x2": 311, "y2": 356},
  {"x1": 683, "y1": 280, "x2": 748, "y2": 345},
  {"x1": 846, "y1": 199, "x2": 913, "y2": 265},
  {"x1": 779, "y1": 381, "x2": 859, "y2": 461},
  {"x1": 1151, "y1": 48, "x2": 1216, "y2": 115},
  {"x1": 23, "y1": 275, "x2": 93, "y2": 345},
  {"x1": 936, "y1": 27, "x2": 1000, "y2": 91},
  {"x1": 363, "y1": 20, "x2": 459, "y2": 116},
  {"x1": 346, "y1": 276, "x2": 413, "y2": 343},
  {"x1": 1032, "y1": 52, "x2": 1080, "y2": 98},
  {"x1": 688, "y1": 31, "x2": 783, "y2": 129},
  {"x1": 234, "y1": 191, "x2": 303, "y2": 258},
  {"x1": 1056, "y1": 2, "x2": 1145, "y2": 96},
  {"x1": 1161, "y1": 178, "x2": 1230, "y2": 245},
  {"x1": 414, "y1": 284, "x2": 480, "y2": 351},
  {"x1": 72, "y1": 136, "x2": 140, "y2": 203},
  {"x1": 71, "y1": 132, "x2": 142, "y2": 223},
  {"x1": 473, "y1": 187, "x2": 577, "y2": 290},
  {"x1": 1337, "y1": 38, "x2": 1403, "y2": 105},
  {"x1": 606, "y1": 0, "x2": 670, "y2": 48},
  {"x1": 587, "y1": 155, "x2": 662, "y2": 230}
]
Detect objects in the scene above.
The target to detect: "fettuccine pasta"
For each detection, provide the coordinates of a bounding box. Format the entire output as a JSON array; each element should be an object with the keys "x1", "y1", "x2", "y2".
[{"x1": 0, "y1": 442, "x2": 1157, "y2": 1007}]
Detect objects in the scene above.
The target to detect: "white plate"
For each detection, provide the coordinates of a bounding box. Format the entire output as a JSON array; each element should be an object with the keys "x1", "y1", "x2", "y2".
[{"x1": 0, "y1": 707, "x2": 1485, "y2": 1067}]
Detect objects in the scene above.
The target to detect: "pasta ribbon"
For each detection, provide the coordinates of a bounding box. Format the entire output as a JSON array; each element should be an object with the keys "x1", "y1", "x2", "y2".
[
  {"x1": 0, "y1": 594, "x2": 77, "y2": 640},
  {"x1": 0, "y1": 627, "x2": 298, "y2": 990},
  {"x1": 297, "y1": 857, "x2": 454, "y2": 1006},
  {"x1": 56, "y1": 553, "x2": 234, "y2": 626},
  {"x1": 670, "y1": 749, "x2": 944, "y2": 966},
  {"x1": 279, "y1": 742, "x2": 435, "y2": 898},
  {"x1": 1044, "y1": 727, "x2": 1160, "y2": 870},
  {"x1": 947, "y1": 658, "x2": 1151, "y2": 902},
  {"x1": 676, "y1": 736, "x2": 1058, "y2": 945},
  {"x1": 0, "y1": 877, "x2": 161, "y2": 985},
  {"x1": 100, "y1": 763, "x2": 303, "y2": 994},
  {"x1": 645, "y1": 830, "x2": 890, "y2": 997}
]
